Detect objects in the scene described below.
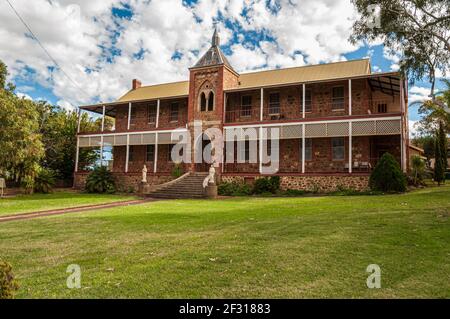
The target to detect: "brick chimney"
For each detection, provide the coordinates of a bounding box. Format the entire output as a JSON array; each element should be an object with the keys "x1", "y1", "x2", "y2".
[{"x1": 132, "y1": 79, "x2": 142, "y2": 90}]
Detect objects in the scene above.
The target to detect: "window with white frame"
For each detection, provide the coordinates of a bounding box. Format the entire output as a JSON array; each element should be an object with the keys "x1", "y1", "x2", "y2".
[
  {"x1": 332, "y1": 137, "x2": 345, "y2": 160},
  {"x1": 331, "y1": 86, "x2": 345, "y2": 111},
  {"x1": 170, "y1": 102, "x2": 179, "y2": 122},
  {"x1": 304, "y1": 90, "x2": 312, "y2": 113},
  {"x1": 268, "y1": 93, "x2": 280, "y2": 114},
  {"x1": 147, "y1": 103, "x2": 157, "y2": 124},
  {"x1": 241, "y1": 95, "x2": 252, "y2": 117}
]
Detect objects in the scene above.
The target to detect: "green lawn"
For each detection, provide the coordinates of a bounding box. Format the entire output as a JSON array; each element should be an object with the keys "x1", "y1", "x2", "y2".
[
  {"x1": 0, "y1": 186, "x2": 449, "y2": 298},
  {"x1": 0, "y1": 191, "x2": 137, "y2": 216}
]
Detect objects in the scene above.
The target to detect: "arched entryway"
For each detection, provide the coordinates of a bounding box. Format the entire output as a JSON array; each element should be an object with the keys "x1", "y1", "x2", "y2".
[{"x1": 195, "y1": 133, "x2": 213, "y2": 172}]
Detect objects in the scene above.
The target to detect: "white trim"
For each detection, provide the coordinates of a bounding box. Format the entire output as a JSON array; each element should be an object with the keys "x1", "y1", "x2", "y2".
[
  {"x1": 258, "y1": 126, "x2": 263, "y2": 173},
  {"x1": 75, "y1": 136, "x2": 80, "y2": 172},
  {"x1": 156, "y1": 99, "x2": 160, "y2": 128},
  {"x1": 79, "y1": 128, "x2": 189, "y2": 138},
  {"x1": 101, "y1": 105, "x2": 106, "y2": 132},
  {"x1": 154, "y1": 132, "x2": 158, "y2": 173},
  {"x1": 302, "y1": 83, "x2": 306, "y2": 119},
  {"x1": 301, "y1": 124, "x2": 305, "y2": 173},
  {"x1": 127, "y1": 102, "x2": 132, "y2": 130},
  {"x1": 125, "y1": 135, "x2": 130, "y2": 173},
  {"x1": 348, "y1": 79, "x2": 352, "y2": 116},
  {"x1": 348, "y1": 122, "x2": 352, "y2": 173},
  {"x1": 100, "y1": 136, "x2": 104, "y2": 166},
  {"x1": 260, "y1": 88, "x2": 264, "y2": 121},
  {"x1": 77, "y1": 108, "x2": 82, "y2": 133},
  {"x1": 223, "y1": 116, "x2": 402, "y2": 130}
]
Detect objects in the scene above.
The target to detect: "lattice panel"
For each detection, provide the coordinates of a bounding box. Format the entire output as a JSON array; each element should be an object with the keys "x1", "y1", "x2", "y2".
[
  {"x1": 79, "y1": 137, "x2": 90, "y2": 147},
  {"x1": 281, "y1": 125, "x2": 302, "y2": 139},
  {"x1": 129, "y1": 134, "x2": 142, "y2": 145},
  {"x1": 115, "y1": 135, "x2": 127, "y2": 146},
  {"x1": 262, "y1": 126, "x2": 280, "y2": 140},
  {"x1": 352, "y1": 121, "x2": 376, "y2": 136},
  {"x1": 158, "y1": 132, "x2": 172, "y2": 144},
  {"x1": 225, "y1": 128, "x2": 259, "y2": 141},
  {"x1": 103, "y1": 136, "x2": 114, "y2": 145},
  {"x1": 376, "y1": 120, "x2": 401, "y2": 135},
  {"x1": 142, "y1": 133, "x2": 156, "y2": 144},
  {"x1": 305, "y1": 123, "x2": 327, "y2": 138},
  {"x1": 327, "y1": 122, "x2": 349, "y2": 137},
  {"x1": 90, "y1": 136, "x2": 101, "y2": 146}
]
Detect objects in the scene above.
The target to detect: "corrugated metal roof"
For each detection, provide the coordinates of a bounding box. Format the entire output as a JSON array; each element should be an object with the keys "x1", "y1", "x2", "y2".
[
  {"x1": 115, "y1": 59, "x2": 371, "y2": 103},
  {"x1": 117, "y1": 80, "x2": 189, "y2": 102},
  {"x1": 237, "y1": 59, "x2": 371, "y2": 89}
]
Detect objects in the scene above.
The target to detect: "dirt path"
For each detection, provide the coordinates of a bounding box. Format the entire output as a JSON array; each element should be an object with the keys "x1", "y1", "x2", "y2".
[{"x1": 0, "y1": 198, "x2": 159, "y2": 223}]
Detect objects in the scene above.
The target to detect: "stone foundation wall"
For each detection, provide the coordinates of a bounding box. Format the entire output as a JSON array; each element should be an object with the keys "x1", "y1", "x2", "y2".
[
  {"x1": 221, "y1": 174, "x2": 370, "y2": 192},
  {"x1": 74, "y1": 172, "x2": 173, "y2": 192}
]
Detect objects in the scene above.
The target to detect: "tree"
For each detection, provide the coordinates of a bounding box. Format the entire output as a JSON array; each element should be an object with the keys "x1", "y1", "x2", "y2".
[
  {"x1": 369, "y1": 152, "x2": 407, "y2": 192},
  {"x1": 417, "y1": 79, "x2": 450, "y2": 134},
  {"x1": 411, "y1": 155, "x2": 426, "y2": 185},
  {"x1": 434, "y1": 121, "x2": 447, "y2": 185},
  {"x1": 412, "y1": 135, "x2": 435, "y2": 159},
  {"x1": 0, "y1": 66, "x2": 44, "y2": 189},
  {"x1": 350, "y1": 0, "x2": 450, "y2": 96}
]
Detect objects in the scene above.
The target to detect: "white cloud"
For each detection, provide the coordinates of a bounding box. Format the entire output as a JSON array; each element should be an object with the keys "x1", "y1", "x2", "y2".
[
  {"x1": 409, "y1": 86, "x2": 431, "y2": 105},
  {"x1": 1, "y1": 0, "x2": 366, "y2": 107},
  {"x1": 16, "y1": 92, "x2": 32, "y2": 100},
  {"x1": 409, "y1": 120, "x2": 420, "y2": 138}
]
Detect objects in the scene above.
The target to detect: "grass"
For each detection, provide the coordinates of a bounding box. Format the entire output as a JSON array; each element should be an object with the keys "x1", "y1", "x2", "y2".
[
  {"x1": 0, "y1": 191, "x2": 137, "y2": 216},
  {"x1": 0, "y1": 185, "x2": 449, "y2": 298}
]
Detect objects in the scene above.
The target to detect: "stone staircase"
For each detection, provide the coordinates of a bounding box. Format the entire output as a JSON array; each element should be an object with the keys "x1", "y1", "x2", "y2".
[{"x1": 145, "y1": 172, "x2": 208, "y2": 199}]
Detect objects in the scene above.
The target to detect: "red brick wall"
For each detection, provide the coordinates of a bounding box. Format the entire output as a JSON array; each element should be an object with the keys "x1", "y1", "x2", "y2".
[{"x1": 224, "y1": 79, "x2": 396, "y2": 122}]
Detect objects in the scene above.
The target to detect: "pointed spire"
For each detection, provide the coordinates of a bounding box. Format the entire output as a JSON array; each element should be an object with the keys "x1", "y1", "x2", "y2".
[
  {"x1": 191, "y1": 26, "x2": 236, "y2": 73},
  {"x1": 212, "y1": 27, "x2": 219, "y2": 46}
]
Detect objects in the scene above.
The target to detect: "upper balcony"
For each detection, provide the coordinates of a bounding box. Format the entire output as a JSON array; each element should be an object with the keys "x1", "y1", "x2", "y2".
[
  {"x1": 78, "y1": 97, "x2": 188, "y2": 135},
  {"x1": 224, "y1": 74, "x2": 404, "y2": 125}
]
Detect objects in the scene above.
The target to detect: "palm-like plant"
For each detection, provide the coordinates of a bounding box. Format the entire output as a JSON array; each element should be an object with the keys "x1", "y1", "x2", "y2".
[
  {"x1": 34, "y1": 167, "x2": 56, "y2": 193},
  {"x1": 85, "y1": 166, "x2": 115, "y2": 193},
  {"x1": 411, "y1": 155, "x2": 425, "y2": 185}
]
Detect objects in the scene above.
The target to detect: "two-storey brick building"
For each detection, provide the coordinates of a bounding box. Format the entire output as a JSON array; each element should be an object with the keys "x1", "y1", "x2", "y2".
[{"x1": 75, "y1": 30, "x2": 409, "y2": 193}]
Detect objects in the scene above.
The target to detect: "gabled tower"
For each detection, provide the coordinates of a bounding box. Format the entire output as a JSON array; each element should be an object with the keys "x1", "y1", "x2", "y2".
[{"x1": 187, "y1": 28, "x2": 240, "y2": 171}]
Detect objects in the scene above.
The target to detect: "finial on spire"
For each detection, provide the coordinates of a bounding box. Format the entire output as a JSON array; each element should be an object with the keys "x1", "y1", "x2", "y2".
[{"x1": 212, "y1": 24, "x2": 219, "y2": 47}]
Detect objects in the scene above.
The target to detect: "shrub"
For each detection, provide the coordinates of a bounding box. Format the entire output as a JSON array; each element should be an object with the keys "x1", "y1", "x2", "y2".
[
  {"x1": 0, "y1": 261, "x2": 19, "y2": 299},
  {"x1": 253, "y1": 176, "x2": 280, "y2": 194},
  {"x1": 171, "y1": 163, "x2": 183, "y2": 178},
  {"x1": 85, "y1": 166, "x2": 115, "y2": 193},
  {"x1": 282, "y1": 189, "x2": 306, "y2": 196},
  {"x1": 409, "y1": 155, "x2": 426, "y2": 186},
  {"x1": 34, "y1": 167, "x2": 56, "y2": 193},
  {"x1": 218, "y1": 181, "x2": 252, "y2": 196},
  {"x1": 369, "y1": 153, "x2": 407, "y2": 192}
]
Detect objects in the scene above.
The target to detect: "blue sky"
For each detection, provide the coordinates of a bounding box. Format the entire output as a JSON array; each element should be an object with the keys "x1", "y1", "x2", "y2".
[{"x1": 1, "y1": 0, "x2": 446, "y2": 132}]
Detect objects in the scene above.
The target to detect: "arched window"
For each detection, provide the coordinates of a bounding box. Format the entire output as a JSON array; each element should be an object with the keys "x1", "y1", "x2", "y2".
[
  {"x1": 207, "y1": 92, "x2": 214, "y2": 111},
  {"x1": 200, "y1": 92, "x2": 207, "y2": 112}
]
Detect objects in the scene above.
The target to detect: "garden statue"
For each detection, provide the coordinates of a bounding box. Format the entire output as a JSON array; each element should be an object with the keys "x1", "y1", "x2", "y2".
[
  {"x1": 203, "y1": 164, "x2": 216, "y2": 188},
  {"x1": 142, "y1": 165, "x2": 147, "y2": 183}
]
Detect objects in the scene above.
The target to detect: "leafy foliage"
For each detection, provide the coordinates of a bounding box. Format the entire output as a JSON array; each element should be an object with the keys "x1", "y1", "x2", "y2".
[
  {"x1": 34, "y1": 167, "x2": 56, "y2": 194},
  {"x1": 0, "y1": 261, "x2": 19, "y2": 299},
  {"x1": 85, "y1": 166, "x2": 116, "y2": 193},
  {"x1": 253, "y1": 176, "x2": 280, "y2": 194},
  {"x1": 218, "y1": 181, "x2": 252, "y2": 196},
  {"x1": 434, "y1": 121, "x2": 447, "y2": 185},
  {"x1": 350, "y1": 0, "x2": 449, "y2": 93},
  {"x1": 0, "y1": 67, "x2": 44, "y2": 190},
  {"x1": 171, "y1": 163, "x2": 183, "y2": 178},
  {"x1": 410, "y1": 155, "x2": 426, "y2": 186},
  {"x1": 369, "y1": 153, "x2": 407, "y2": 192}
]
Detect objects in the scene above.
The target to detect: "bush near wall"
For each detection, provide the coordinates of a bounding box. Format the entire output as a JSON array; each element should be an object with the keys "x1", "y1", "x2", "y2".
[{"x1": 369, "y1": 152, "x2": 407, "y2": 193}]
